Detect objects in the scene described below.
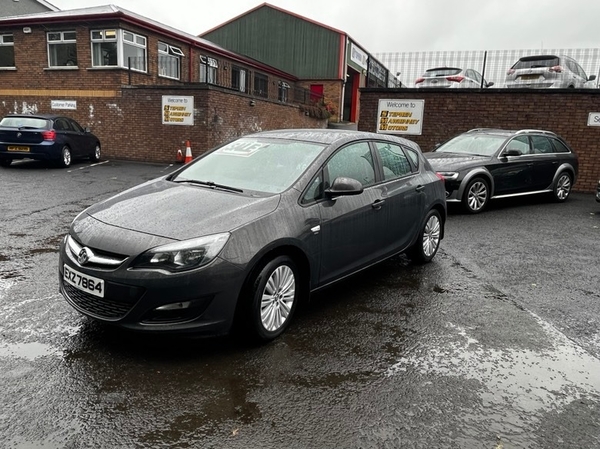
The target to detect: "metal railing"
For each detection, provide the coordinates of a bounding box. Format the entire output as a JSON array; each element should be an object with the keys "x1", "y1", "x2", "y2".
[{"x1": 375, "y1": 48, "x2": 600, "y2": 89}]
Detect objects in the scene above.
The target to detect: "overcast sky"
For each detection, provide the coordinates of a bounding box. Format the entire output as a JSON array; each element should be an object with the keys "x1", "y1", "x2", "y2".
[{"x1": 50, "y1": 0, "x2": 600, "y2": 53}]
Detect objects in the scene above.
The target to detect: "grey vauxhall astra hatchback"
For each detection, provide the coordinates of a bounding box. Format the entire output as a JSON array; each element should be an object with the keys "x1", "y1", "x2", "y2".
[{"x1": 59, "y1": 129, "x2": 446, "y2": 341}]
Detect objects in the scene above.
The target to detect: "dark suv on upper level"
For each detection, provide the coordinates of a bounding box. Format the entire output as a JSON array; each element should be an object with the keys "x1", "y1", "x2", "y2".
[{"x1": 424, "y1": 128, "x2": 579, "y2": 213}]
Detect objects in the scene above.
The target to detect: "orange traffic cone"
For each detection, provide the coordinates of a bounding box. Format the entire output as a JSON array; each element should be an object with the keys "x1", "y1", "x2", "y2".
[{"x1": 184, "y1": 140, "x2": 192, "y2": 164}]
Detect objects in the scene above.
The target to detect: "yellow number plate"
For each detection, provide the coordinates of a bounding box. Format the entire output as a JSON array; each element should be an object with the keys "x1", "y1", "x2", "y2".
[{"x1": 7, "y1": 146, "x2": 30, "y2": 152}]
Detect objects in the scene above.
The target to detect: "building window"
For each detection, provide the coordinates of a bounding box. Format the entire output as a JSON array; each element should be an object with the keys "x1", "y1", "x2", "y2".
[
  {"x1": 47, "y1": 31, "x2": 77, "y2": 67},
  {"x1": 278, "y1": 81, "x2": 290, "y2": 102},
  {"x1": 199, "y1": 55, "x2": 218, "y2": 84},
  {"x1": 91, "y1": 29, "x2": 146, "y2": 71},
  {"x1": 254, "y1": 73, "x2": 268, "y2": 98},
  {"x1": 158, "y1": 42, "x2": 183, "y2": 79},
  {"x1": 232, "y1": 65, "x2": 248, "y2": 92},
  {"x1": 0, "y1": 34, "x2": 15, "y2": 68}
]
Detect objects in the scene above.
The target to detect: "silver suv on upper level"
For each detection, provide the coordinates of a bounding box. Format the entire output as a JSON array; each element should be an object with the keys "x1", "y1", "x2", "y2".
[{"x1": 505, "y1": 54, "x2": 596, "y2": 88}]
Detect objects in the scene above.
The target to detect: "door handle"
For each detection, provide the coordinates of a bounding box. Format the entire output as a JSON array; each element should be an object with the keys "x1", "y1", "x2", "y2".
[
  {"x1": 415, "y1": 185, "x2": 425, "y2": 192},
  {"x1": 372, "y1": 199, "x2": 385, "y2": 210}
]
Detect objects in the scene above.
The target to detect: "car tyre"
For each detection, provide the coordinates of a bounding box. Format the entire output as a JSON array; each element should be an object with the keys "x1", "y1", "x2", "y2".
[
  {"x1": 58, "y1": 146, "x2": 72, "y2": 168},
  {"x1": 91, "y1": 143, "x2": 101, "y2": 162},
  {"x1": 409, "y1": 209, "x2": 442, "y2": 264},
  {"x1": 0, "y1": 158, "x2": 12, "y2": 167},
  {"x1": 247, "y1": 255, "x2": 299, "y2": 342},
  {"x1": 463, "y1": 177, "x2": 489, "y2": 214},
  {"x1": 553, "y1": 172, "x2": 572, "y2": 202}
]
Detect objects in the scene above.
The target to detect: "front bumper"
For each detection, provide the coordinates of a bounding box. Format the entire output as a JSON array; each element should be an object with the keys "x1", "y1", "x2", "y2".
[{"x1": 58, "y1": 238, "x2": 246, "y2": 336}]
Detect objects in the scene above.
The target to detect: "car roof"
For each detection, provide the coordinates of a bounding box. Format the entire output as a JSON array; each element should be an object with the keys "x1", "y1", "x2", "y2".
[
  {"x1": 3, "y1": 113, "x2": 64, "y2": 120},
  {"x1": 465, "y1": 128, "x2": 559, "y2": 137},
  {"x1": 246, "y1": 128, "x2": 422, "y2": 151}
]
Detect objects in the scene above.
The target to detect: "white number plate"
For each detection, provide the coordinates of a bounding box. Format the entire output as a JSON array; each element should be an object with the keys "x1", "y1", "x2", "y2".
[{"x1": 63, "y1": 265, "x2": 104, "y2": 298}]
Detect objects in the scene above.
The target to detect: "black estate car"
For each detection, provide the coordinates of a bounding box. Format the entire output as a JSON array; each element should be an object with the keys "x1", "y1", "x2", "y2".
[
  {"x1": 425, "y1": 128, "x2": 579, "y2": 213},
  {"x1": 59, "y1": 129, "x2": 446, "y2": 341},
  {"x1": 0, "y1": 114, "x2": 101, "y2": 168}
]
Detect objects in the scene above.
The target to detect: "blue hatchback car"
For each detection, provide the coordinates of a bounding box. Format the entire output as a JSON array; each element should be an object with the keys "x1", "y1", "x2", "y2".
[{"x1": 0, "y1": 114, "x2": 101, "y2": 168}]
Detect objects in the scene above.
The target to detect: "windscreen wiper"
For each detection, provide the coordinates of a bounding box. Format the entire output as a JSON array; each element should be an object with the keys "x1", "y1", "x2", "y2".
[{"x1": 173, "y1": 178, "x2": 244, "y2": 193}]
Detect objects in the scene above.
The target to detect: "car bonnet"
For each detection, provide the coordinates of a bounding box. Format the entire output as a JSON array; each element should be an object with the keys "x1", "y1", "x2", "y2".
[
  {"x1": 424, "y1": 152, "x2": 491, "y2": 171},
  {"x1": 79, "y1": 178, "x2": 280, "y2": 241}
]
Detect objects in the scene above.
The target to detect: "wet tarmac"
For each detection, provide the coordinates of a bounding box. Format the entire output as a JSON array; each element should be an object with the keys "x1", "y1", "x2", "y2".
[{"x1": 1, "y1": 159, "x2": 599, "y2": 448}]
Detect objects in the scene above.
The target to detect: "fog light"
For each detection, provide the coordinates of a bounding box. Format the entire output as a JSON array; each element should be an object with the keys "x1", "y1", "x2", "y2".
[{"x1": 155, "y1": 301, "x2": 192, "y2": 311}]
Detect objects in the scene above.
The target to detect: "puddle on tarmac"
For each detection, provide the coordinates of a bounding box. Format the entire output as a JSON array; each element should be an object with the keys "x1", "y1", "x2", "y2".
[
  {"x1": 0, "y1": 341, "x2": 62, "y2": 361},
  {"x1": 386, "y1": 313, "x2": 600, "y2": 414}
]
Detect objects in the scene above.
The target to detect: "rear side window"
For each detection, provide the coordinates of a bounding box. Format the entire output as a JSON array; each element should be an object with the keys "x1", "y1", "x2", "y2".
[
  {"x1": 374, "y1": 142, "x2": 412, "y2": 180},
  {"x1": 530, "y1": 136, "x2": 554, "y2": 154},
  {"x1": 551, "y1": 138, "x2": 571, "y2": 153},
  {"x1": 405, "y1": 148, "x2": 420, "y2": 169}
]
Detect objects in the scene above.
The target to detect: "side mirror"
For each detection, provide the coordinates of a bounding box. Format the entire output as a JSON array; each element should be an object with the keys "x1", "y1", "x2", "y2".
[
  {"x1": 589, "y1": 75, "x2": 597, "y2": 81},
  {"x1": 487, "y1": 81, "x2": 495, "y2": 87},
  {"x1": 324, "y1": 177, "x2": 364, "y2": 197},
  {"x1": 84, "y1": 127, "x2": 91, "y2": 133},
  {"x1": 502, "y1": 149, "x2": 521, "y2": 157}
]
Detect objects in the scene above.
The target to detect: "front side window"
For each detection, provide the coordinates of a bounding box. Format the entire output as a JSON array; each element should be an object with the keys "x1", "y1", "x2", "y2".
[
  {"x1": 232, "y1": 66, "x2": 248, "y2": 92},
  {"x1": 199, "y1": 55, "x2": 218, "y2": 84},
  {"x1": 91, "y1": 29, "x2": 146, "y2": 71},
  {"x1": 0, "y1": 34, "x2": 15, "y2": 68},
  {"x1": 326, "y1": 142, "x2": 375, "y2": 187},
  {"x1": 47, "y1": 31, "x2": 77, "y2": 67},
  {"x1": 505, "y1": 136, "x2": 531, "y2": 155},
  {"x1": 158, "y1": 42, "x2": 183, "y2": 79}
]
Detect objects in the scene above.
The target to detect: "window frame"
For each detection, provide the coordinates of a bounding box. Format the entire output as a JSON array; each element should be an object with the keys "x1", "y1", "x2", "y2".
[
  {"x1": 90, "y1": 29, "x2": 147, "y2": 72},
  {"x1": 47, "y1": 30, "x2": 78, "y2": 68},
  {"x1": 0, "y1": 33, "x2": 15, "y2": 69},
  {"x1": 253, "y1": 72, "x2": 269, "y2": 98},
  {"x1": 231, "y1": 65, "x2": 249, "y2": 92},
  {"x1": 199, "y1": 55, "x2": 218, "y2": 84},
  {"x1": 158, "y1": 41, "x2": 183, "y2": 80}
]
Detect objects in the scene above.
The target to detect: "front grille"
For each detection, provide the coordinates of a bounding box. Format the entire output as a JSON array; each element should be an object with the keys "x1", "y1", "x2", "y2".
[{"x1": 63, "y1": 282, "x2": 134, "y2": 319}]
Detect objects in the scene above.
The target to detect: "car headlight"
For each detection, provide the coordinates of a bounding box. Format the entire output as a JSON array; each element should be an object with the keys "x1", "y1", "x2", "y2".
[
  {"x1": 437, "y1": 171, "x2": 459, "y2": 181},
  {"x1": 132, "y1": 233, "x2": 230, "y2": 272}
]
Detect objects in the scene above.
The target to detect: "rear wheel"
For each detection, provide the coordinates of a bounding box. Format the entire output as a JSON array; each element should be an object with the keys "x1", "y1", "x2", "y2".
[
  {"x1": 247, "y1": 255, "x2": 300, "y2": 342},
  {"x1": 0, "y1": 158, "x2": 12, "y2": 167},
  {"x1": 58, "y1": 146, "x2": 72, "y2": 168},
  {"x1": 409, "y1": 209, "x2": 442, "y2": 264},
  {"x1": 91, "y1": 143, "x2": 101, "y2": 162},
  {"x1": 463, "y1": 177, "x2": 489, "y2": 213},
  {"x1": 553, "y1": 172, "x2": 572, "y2": 202}
]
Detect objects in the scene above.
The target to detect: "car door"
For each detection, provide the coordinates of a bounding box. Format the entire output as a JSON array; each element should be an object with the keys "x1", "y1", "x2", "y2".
[
  {"x1": 66, "y1": 118, "x2": 93, "y2": 156},
  {"x1": 316, "y1": 141, "x2": 386, "y2": 285},
  {"x1": 372, "y1": 141, "x2": 424, "y2": 253},
  {"x1": 529, "y1": 135, "x2": 560, "y2": 190},
  {"x1": 489, "y1": 136, "x2": 535, "y2": 195}
]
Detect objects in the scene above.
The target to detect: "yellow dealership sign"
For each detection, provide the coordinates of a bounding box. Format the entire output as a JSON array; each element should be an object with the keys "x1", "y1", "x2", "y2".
[
  {"x1": 377, "y1": 99, "x2": 424, "y2": 135},
  {"x1": 162, "y1": 95, "x2": 194, "y2": 126}
]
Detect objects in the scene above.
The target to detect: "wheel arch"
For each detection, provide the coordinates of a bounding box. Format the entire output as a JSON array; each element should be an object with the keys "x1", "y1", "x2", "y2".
[
  {"x1": 552, "y1": 163, "x2": 577, "y2": 185},
  {"x1": 457, "y1": 168, "x2": 495, "y2": 199}
]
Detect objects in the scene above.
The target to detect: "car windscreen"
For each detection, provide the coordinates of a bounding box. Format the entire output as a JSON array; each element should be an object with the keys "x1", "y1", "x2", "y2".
[
  {"x1": 513, "y1": 56, "x2": 560, "y2": 69},
  {"x1": 0, "y1": 117, "x2": 50, "y2": 129},
  {"x1": 435, "y1": 134, "x2": 507, "y2": 156},
  {"x1": 424, "y1": 68, "x2": 461, "y2": 77},
  {"x1": 173, "y1": 137, "x2": 325, "y2": 194}
]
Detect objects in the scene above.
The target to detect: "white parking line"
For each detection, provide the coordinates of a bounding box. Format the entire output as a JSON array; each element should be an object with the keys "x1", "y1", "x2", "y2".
[{"x1": 67, "y1": 160, "x2": 110, "y2": 172}]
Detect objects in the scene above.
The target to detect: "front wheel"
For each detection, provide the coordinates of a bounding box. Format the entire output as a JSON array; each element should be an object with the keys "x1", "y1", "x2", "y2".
[
  {"x1": 553, "y1": 172, "x2": 572, "y2": 202},
  {"x1": 409, "y1": 209, "x2": 442, "y2": 264},
  {"x1": 248, "y1": 256, "x2": 300, "y2": 342},
  {"x1": 463, "y1": 177, "x2": 489, "y2": 213}
]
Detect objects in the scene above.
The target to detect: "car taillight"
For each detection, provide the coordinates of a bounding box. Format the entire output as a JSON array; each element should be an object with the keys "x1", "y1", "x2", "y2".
[
  {"x1": 446, "y1": 75, "x2": 464, "y2": 83},
  {"x1": 507, "y1": 68, "x2": 515, "y2": 75},
  {"x1": 415, "y1": 77, "x2": 425, "y2": 84},
  {"x1": 41, "y1": 130, "x2": 56, "y2": 141},
  {"x1": 549, "y1": 65, "x2": 563, "y2": 73},
  {"x1": 436, "y1": 173, "x2": 445, "y2": 182}
]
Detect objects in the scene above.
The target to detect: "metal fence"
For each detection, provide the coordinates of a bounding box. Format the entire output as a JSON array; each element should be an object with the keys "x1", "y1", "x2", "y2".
[{"x1": 375, "y1": 48, "x2": 600, "y2": 88}]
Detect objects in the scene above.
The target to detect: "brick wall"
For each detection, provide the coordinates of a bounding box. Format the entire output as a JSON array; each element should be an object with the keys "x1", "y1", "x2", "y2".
[{"x1": 359, "y1": 89, "x2": 600, "y2": 192}]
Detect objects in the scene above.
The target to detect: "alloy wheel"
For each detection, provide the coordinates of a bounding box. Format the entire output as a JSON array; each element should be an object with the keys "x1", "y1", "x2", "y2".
[
  {"x1": 555, "y1": 174, "x2": 571, "y2": 201},
  {"x1": 260, "y1": 265, "x2": 296, "y2": 332},
  {"x1": 422, "y1": 214, "x2": 441, "y2": 258},
  {"x1": 467, "y1": 181, "x2": 488, "y2": 212}
]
